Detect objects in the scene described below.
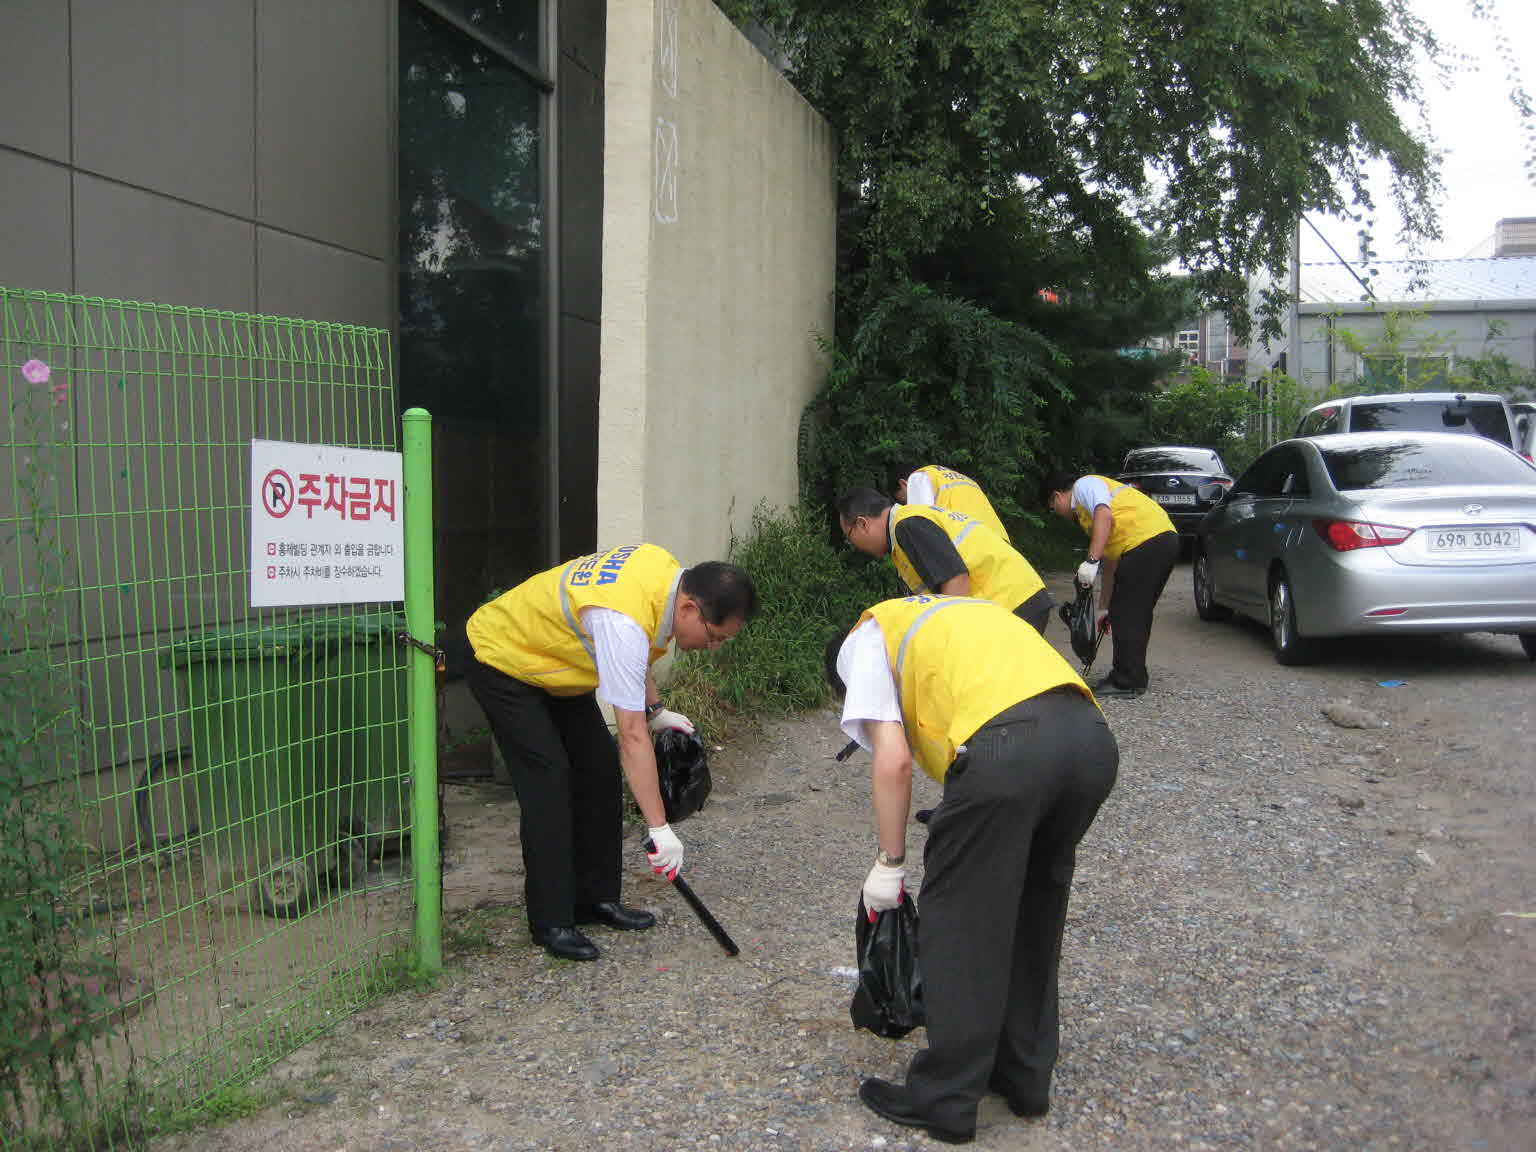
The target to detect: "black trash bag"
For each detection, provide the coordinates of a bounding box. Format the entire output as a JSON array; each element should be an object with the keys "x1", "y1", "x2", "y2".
[
  {"x1": 850, "y1": 896, "x2": 925, "y2": 1038},
  {"x1": 653, "y1": 728, "x2": 712, "y2": 824},
  {"x1": 1057, "y1": 579, "x2": 1103, "y2": 672}
]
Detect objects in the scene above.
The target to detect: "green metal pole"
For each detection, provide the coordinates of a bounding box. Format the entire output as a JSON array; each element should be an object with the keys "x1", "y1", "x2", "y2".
[{"x1": 402, "y1": 407, "x2": 441, "y2": 975}]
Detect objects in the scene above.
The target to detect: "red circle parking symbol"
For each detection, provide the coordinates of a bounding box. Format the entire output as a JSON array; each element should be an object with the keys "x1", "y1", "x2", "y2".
[{"x1": 263, "y1": 469, "x2": 295, "y2": 518}]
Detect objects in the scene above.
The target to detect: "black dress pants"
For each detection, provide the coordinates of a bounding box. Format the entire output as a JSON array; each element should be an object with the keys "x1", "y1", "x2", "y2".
[
  {"x1": 466, "y1": 658, "x2": 623, "y2": 929},
  {"x1": 904, "y1": 689, "x2": 1119, "y2": 1132},
  {"x1": 1107, "y1": 530, "x2": 1180, "y2": 692},
  {"x1": 1013, "y1": 587, "x2": 1056, "y2": 637}
]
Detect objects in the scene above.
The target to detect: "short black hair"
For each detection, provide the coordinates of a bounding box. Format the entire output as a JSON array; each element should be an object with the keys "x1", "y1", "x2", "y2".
[
  {"x1": 835, "y1": 487, "x2": 893, "y2": 523},
  {"x1": 1039, "y1": 470, "x2": 1079, "y2": 505},
  {"x1": 681, "y1": 562, "x2": 760, "y2": 625},
  {"x1": 824, "y1": 627, "x2": 854, "y2": 699}
]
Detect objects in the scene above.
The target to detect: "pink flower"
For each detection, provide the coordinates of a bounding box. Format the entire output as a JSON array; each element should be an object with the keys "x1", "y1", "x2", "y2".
[
  {"x1": 52, "y1": 382, "x2": 69, "y2": 406},
  {"x1": 21, "y1": 359, "x2": 51, "y2": 384}
]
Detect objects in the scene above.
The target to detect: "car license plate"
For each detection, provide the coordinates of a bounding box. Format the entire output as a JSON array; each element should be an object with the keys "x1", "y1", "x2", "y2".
[
  {"x1": 1153, "y1": 494, "x2": 1196, "y2": 505},
  {"x1": 1426, "y1": 527, "x2": 1519, "y2": 553}
]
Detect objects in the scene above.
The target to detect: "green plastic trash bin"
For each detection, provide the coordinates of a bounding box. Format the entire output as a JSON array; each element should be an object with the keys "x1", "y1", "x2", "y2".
[{"x1": 164, "y1": 614, "x2": 409, "y2": 917}]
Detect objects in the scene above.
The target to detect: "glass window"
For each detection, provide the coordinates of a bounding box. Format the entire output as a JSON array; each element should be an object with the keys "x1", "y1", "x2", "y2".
[
  {"x1": 1348, "y1": 399, "x2": 1512, "y2": 445},
  {"x1": 1233, "y1": 451, "x2": 1281, "y2": 496},
  {"x1": 1123, "y1": 448, "x2": 1223, "y2": 473},
  {"x1": 399, "y1": 0, "x2": 548, "y2": 633},
  {"x1": 1298, "y1": 405, "x2": 1342, "y2": 437},
  {"x1": 432, "y1": 0, "x2": 540, "y2": 66},
  {"x1": 1321, "y1": 439, "x2": 1535, "y2": 490}
]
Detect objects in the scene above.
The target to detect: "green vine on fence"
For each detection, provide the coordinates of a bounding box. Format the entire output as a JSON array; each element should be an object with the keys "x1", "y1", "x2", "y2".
[{"x1": 1, "y1": 356, "x2": 120, "y2": 1142}]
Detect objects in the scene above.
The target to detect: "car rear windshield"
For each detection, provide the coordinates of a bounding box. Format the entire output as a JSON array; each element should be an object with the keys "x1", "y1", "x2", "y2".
[
  {"x1": 1123, "y1": 449, "x2": 1220, "y2": 472},
  {"x1": 1321, "y1": 440, "x2": 1535, "y2": 490},
  {"x1": 1348, "y1": 399, "x2": 1511, "y2": 445}
]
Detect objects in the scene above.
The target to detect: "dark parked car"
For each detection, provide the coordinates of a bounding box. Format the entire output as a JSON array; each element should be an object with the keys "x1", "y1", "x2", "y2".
[
  {"x1": 1192, "y1": 431, "x2": 1536, "y2": 665},
  {"x1": 1116, "y1": 446, "x2": 1232, "y2": 537}
]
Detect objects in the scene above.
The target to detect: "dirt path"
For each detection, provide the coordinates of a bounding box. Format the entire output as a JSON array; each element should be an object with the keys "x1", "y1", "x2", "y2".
[{"x1": 155, "y1": 567, "x2": 1536, "y2": 1151}]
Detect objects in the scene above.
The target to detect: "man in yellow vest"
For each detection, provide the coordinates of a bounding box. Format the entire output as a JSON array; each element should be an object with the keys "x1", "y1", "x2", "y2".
[
  {"x1": 466, "y1": 545, "x2": 758, "y2": 961},
  {"x1": 895, "y1": 464, "x2": 1011, "y2": 541},
  {"x1": 826, "y1": 595, "x2": 1118, "y2": 1142},
  {"x1": 1042, "y1": 469, "x2": 1180, "y2": 697},
  {"x1": 837, "y1": 488, "x2": 1054, "y2": 634}
]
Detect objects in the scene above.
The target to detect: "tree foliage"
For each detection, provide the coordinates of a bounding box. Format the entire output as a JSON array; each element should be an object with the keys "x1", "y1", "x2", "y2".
[{"x1": 729, "y1": 0, "x2": 1441, "y2": 343}]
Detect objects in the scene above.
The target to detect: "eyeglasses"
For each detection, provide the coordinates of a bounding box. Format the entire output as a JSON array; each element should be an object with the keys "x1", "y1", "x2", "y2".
[{"x1": 701, "y1": 616, "x2": 732, "y2": 645}]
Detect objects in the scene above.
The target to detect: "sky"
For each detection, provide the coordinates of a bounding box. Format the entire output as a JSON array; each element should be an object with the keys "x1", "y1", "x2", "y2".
[{"x1": 1300, "y1": 0, "x2": 1536, "y2": 266}]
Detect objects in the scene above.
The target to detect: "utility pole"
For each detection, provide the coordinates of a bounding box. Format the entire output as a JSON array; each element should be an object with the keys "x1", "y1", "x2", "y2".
[{"x1": 1283, "y1": 218, "x2": 1302, "y2": 445}]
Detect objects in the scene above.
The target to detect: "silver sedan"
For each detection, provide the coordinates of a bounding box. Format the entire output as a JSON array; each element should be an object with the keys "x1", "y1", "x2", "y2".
[{"x1": 1192, "y1": 431, "x2": 1536, "y2": 664}]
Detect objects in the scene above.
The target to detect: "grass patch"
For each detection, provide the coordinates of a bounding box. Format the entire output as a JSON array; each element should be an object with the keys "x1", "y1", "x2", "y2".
[{"x1": 667, "y1": 504, "x2": 902, "y2": 720}]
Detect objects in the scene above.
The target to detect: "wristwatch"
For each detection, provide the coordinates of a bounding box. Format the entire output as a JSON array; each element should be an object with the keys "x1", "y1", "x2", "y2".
[
  {"x1": 876, "y1": 848, "x2": 905, "y2": 867},
  {"x1": 645, "y1": 701, "x2": 663, "y2": 719}
]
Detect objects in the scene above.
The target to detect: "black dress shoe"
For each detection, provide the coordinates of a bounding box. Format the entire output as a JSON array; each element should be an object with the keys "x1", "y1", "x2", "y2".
[
  {"x1": 858, "y1": 1078, "x2": 974, "y2": 1144},
  {"x1": 1092, "y1": 675, "x2": 1144, "y2": 698},
  {"x1": 987, "y1": 1076, "x2": 1048, "y2": 1118},
  {"x1": 530, "y1": 924, "x2": 599, "y2": 961},
  {"x1": 575, "y1": 901, "x2": 656, "y2": 931}
]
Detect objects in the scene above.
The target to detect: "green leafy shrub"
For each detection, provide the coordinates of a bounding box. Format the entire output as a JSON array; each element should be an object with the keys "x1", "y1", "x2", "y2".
[
  {"x1": 798, "y1": 280, "x2": 1067, "y2": 521},
  {"x1": 666, "y1": 504, "x2": 902, "y2": 724}
]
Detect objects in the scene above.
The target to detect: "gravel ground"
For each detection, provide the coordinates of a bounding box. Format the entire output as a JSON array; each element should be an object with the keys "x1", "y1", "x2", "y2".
[{"x1": 156, "y1": 567, "x2": 1536, "y2": 1151}]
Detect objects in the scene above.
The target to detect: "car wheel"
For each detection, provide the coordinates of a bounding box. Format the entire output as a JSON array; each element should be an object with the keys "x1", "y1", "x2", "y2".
[
  {"x1": 1269, "y1": 570, "x2": 1318, "y2": 665},
  {"x1": 1521, "y1": 633, "x2": 1536, "y2": 661},
  {"x1": 1193, "y1": 548, "x2": 1232, "y2": 622}
]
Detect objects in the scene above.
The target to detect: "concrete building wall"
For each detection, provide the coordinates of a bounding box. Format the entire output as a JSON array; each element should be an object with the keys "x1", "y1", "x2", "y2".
[
  {"x1": 1294, "y1": 304, "x2": 1536, "y2": 394},
  {"x1": 0, "y1": 0, "x2": 394, "y2": 329},
  {"x1": 0, "y1": 0, "x2": 395, "y2": 797},
  {"x1": 598, "y1": 0, "x2": 836, "y2": 566}
]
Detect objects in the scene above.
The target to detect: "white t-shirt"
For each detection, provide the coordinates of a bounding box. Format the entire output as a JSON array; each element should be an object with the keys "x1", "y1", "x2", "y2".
[
  {"x1": 836, "y1": 618, "x2": 903, "y2": 750},
  {"x1": 580, "y1": 606, "x2": 651, "y2": 712},
  {"x1": 1071, "y1": 475, "x2": 1114, "y2": 516},
  {"x1": 904, "y1": 469, "x2": 936, "y2": 506}
]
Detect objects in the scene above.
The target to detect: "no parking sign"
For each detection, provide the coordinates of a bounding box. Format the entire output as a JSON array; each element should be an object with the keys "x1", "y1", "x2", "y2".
[{"x1": 249, "y1": 439, "x2": 405, "y2": 607}]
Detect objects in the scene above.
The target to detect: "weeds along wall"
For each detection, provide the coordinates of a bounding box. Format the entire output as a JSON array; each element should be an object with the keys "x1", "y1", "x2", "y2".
[{"x1": 1, "y1": 288, "x2": 416, "y2": 1146}]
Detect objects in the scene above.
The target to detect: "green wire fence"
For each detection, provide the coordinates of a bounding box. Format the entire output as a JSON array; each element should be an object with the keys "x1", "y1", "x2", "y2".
[{"x1": 1, "y1": 288, "x2": 438, "y2": 1147}]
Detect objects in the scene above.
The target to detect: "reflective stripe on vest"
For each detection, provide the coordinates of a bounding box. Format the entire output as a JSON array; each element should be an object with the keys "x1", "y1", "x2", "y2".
[
  {"x1": 1073, "y1": 476, "x2": 1176, "y2": 559},
  {"x1": 918, "y1": 465, "x2": 1010, "y2": 541},
  {"x1": 467, "y1": 543, "x2": 680, "y2": 695},
  {"x1": 888, "y1": 504, "x2": 1044, "y2": 609},
  {"x1": 865, "y1": 595, "x2": 1091, "y2": 782}
]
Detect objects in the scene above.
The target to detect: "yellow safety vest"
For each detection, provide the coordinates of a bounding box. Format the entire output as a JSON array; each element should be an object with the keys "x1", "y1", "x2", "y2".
[
  {"x1": 1073, "y1": 475, "x2": 1176, "y2": 559},
  {"x1": 888, "y1": 504, "x2": 1045, "y2": 610},
  {"x1": 467, "y1": 543, "x2": 681, "y2": 695},
  {"x1": 864, "y1": 596, "x2": 1092, "y2": 782},
  {"x1": 915, "y1": 465, "x2": 1010, "y2": 541}
]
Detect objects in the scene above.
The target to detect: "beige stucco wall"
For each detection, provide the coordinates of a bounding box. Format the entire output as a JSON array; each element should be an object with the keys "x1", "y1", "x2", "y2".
[{"x1": 598, "y1": 0, "x2": 837, "y2": 567}]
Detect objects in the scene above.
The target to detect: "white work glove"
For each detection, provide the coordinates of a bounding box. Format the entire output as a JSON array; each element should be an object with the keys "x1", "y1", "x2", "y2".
[
  {"x1": 862, "y1": 862, "x2": 906, "y2": 920},
  {"x1": 645, "y1": 823, "x2": 684, "y2": 881},
  {"x1": 648, "y1": 708, "x2": 695, "y2": 735},
  {"x1": 1075, "y1": 558, "x2": 1101, "y2": 588}
]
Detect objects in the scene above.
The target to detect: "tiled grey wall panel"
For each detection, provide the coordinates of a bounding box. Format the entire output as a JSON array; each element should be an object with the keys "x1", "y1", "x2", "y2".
[
  {"x1": 0, "y1": 0, "x2": 70, "y2": 161},
  {"x1": 72, "y1": 0, "x2": 256, "y2": 217},
  {"x1": 256, "y1": 227, "x2": 390, "y2": 329},
  {"x1": 73, "y1": 173, "x2": 255, "y2": 311},
  {"x1": 256, "y1": 0, "x2": 390, "y2": 259},
  {"x1": 0, "y1": 150, "x2": 73, "y2": 292}
]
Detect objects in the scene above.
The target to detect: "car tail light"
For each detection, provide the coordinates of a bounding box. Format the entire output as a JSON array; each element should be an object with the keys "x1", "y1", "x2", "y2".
[{"x1": 1312, "y1": 519, "x2": 1414, "y2": 551}]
